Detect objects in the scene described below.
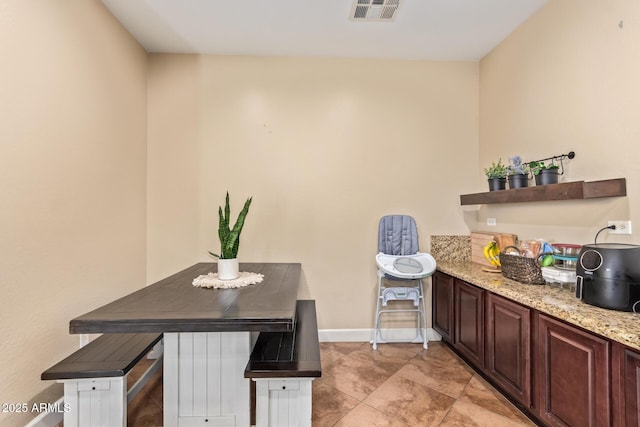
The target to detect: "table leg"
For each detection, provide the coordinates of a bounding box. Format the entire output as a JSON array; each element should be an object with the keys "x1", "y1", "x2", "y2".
[{"x1": 164, "y1": 331, "x2": 251, "y2": 427}]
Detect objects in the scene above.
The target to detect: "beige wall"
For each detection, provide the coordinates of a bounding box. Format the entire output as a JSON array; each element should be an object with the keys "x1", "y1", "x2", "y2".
[
  {"x1": 0, "y1": 1, "x2": 147, "y2": 424},
  {"x1": 477, "y1": 0, "x2": 639, "y2": 243},
  {"x1": 9, "y1": 0, "x2": 635, "y2": 420},
  {"x1": 147, "y1": 55, "x2": 478, "y2": 330}
]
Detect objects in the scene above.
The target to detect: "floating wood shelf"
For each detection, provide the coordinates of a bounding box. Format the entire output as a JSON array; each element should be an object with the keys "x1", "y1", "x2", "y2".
[{"x1": 460, "y1": 178, "x2": 626, "y2": 205}]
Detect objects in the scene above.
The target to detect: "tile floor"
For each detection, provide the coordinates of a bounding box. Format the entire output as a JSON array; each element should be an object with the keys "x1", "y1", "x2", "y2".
[{"x1": 126, "y1": 341, "x2": 536, "y2": 426}]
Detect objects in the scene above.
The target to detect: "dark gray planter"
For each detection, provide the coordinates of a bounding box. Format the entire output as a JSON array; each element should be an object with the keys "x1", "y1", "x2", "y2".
[
  {"x1": 534, "y1": 169, "x2": 559, "y2": 185},
  {"x1": 508, "y1": 174, "x2": 529, "y2": 189},
  {"x1": 488, "y1": 177, "x2": 507, "y2": 191}
]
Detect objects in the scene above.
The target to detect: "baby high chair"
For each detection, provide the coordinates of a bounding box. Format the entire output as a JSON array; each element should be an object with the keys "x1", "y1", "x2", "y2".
[{"x1": 372, "y1": 215, "x2": 436, "y2": 350}]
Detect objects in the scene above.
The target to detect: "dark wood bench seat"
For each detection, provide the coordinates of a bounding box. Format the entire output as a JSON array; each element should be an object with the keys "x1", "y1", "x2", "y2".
[
  {"x1": 245, "y1": 300, "x2": 321, "y2": 427},
  {"x1": 245, "y1": 299, "x2": 321, "y2": 379},
  {"x1": 42, "y1": 332, "x2": 162, "y2": 380},
  {"x1": 41, "y1": 332, "x2": 163, "y2": 427}
]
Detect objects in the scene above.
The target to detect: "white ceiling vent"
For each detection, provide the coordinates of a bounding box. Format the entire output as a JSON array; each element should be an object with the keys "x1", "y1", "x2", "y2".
[{"x1": 351, "y1": 0, "x2": 400, "y2": 22}]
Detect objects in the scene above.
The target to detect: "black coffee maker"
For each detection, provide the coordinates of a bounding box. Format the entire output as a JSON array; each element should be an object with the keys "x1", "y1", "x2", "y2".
[{"x1": 576, "y1": 243, "x2": 640, "y2": 312}]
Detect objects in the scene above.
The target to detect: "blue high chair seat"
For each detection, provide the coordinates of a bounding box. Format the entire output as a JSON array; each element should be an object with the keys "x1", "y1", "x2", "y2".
[{"x1": 372, "y1": 215, "x2": 436, "y2": 350}]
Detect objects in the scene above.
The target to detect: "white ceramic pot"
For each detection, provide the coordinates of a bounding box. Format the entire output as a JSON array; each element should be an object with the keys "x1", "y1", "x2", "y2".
[{"x1": 218, "y1": 258, "x2": 239, "y2": 280}]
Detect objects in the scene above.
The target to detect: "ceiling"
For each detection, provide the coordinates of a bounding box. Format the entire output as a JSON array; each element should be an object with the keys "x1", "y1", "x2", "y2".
[{"x1": 102, "y1": 0, "x2": 547, "y2": 61}]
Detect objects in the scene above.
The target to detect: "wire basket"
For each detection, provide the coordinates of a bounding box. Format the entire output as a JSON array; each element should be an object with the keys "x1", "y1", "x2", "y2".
[{"x1": 499, "y1": 246, "x2": 547, "y2": 285}]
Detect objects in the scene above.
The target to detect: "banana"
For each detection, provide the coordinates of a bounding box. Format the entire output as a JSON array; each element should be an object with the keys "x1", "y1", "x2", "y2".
[
  {"x1": 483, "y1": 241, "x2": 498, "y2": 266},
  {"x1": 483, "y1": 240, "x2": 501, "y2": 267},
  {"x1": 491, "y1": 242, "x2": 501, "y2": 267},
  {"x1": 483, "y1": 242, "x2": 494, "y2": 265}
]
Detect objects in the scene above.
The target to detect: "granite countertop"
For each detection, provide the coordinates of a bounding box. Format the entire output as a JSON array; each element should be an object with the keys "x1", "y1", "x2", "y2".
[{"x1": 436, "y1": 260, "x2": 640, "y2": 351}]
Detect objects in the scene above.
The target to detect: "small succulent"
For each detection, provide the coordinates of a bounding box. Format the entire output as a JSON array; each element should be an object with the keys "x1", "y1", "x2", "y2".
[
  {"x1": 209, "y1": 192, "x2": 252, "y2": 260},
  {"x1": 507, "y1": 155, "x2": 530, "y2": 175},
  {"x1": 484, "y1": 158, "x2": 508, "y2": 179}
]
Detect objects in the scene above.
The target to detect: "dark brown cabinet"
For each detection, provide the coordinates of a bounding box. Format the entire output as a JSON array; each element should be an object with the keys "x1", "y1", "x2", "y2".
[
  {"x1": 535, "y1": 313, "x2": 611, "y2": 427},
  {"x1": 612, "y1": 343, "x2": 640, "y2": 426},
  {"x1": 432, "y1": 272, "x2": 454, "y2": 342},
  {"x1": 454, "y1": 279, "x2": 484, "y2": 368},
  {"x1": 485, "y1": 293, "x2": 531, "y2": 407},
  {"x1": 432, "y1": 271, "x2": 637, "y2": 427}
]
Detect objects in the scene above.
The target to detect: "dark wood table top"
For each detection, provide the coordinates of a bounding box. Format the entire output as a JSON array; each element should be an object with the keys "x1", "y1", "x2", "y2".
[{"x1": 70, "y1": 263, "x2": 301, "y2": 334}]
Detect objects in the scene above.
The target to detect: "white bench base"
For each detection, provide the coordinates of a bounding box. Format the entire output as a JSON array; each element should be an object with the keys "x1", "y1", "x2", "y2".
[
  {"x1": 57, "y1": 350, "x2": 162, "y2": 427},
  {"x1": 60, "y1": 376, "x2": 126, "y2": 427},
  {"x1": 253, "y1": 378, "x2": 315, "y2": 427}
]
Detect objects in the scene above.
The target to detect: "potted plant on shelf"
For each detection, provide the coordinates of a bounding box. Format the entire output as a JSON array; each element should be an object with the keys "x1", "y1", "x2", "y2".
[
  {"x1": 208, "y1": 192, "x2": 252, "y2": 280},
  {"x1": 507, "y1": 155, "x2": 530, "y2": 189},
  {"x1": 484, "y1": 158, "x2": 508, "y2": 191},
  {"x1": 529, "y1": 160, "x2": 560, "y2": 185}
]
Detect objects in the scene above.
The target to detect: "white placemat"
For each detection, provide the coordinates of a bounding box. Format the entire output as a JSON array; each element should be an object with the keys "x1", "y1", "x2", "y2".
[{"x1": 192, "y1": 271, "x2": 264, "y2": 289}]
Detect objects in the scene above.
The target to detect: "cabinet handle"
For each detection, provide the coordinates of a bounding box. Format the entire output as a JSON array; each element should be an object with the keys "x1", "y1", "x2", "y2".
[{"x1": 576, "y1": 276, "x2": 583, "y2": 299}]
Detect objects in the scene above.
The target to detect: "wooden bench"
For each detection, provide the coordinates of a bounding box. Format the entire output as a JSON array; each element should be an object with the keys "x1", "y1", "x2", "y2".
[
  {"x1": 41, "y1": 332, "x2": 163, "y2": 427},
  {"x1": 245, "y1": 299, "x2": 322, "y2": 427}
]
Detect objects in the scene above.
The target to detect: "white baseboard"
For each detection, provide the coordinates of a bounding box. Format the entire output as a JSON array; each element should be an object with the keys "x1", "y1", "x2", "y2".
[{"x1": 318, "y1": 328, "x2": 442, "y2": 343}]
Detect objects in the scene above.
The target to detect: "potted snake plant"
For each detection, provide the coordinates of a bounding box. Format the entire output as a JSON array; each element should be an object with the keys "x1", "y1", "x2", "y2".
[{"x1": 209, "y1": 192, "x2": 252, "y2": 280}]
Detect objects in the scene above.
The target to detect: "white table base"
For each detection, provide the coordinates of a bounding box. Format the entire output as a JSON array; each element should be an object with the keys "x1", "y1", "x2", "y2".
[{"x1": 164, "y1": 332, "x2": 251, "y2": 427}]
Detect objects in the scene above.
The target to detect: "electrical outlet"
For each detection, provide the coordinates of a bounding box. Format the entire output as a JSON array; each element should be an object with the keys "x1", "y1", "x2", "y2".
[
  {"x1": 608, "y1": 220, "x2": 632, "y2": 235},
  {"x1": 487, "y1": 218, "x2": 497, "y2": 226}
]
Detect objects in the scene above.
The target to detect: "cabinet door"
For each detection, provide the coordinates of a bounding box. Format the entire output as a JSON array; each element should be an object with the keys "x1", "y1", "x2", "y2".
[
  {"x1": 454, "y1": 279, "x2": 484, "y2": 368},
  {"x1": 612, "y1": 342, "x2": 640, "y2": 427},
  {"x1": 485, "y1": 293, "x2": 531, "y2": 407},
  {"x1": 432, "y1": 272, "x2": 454, "y2": 343},
  {"x1": 535, "y1": 313, "x2": 610, "y2": 427}
]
